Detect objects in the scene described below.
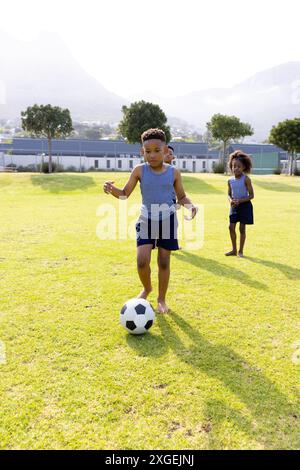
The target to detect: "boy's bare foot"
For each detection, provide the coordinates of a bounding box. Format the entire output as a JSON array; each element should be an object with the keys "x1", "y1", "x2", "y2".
[
  {"x1": 238, "y1": 252, "x2": 244, "y2": 257},
  {"x1": 137, "y1": 288, "x2": 152, "y2": 299},
  {"x1": 157, "y1": 299, "x2": 169, "y2": 314},
  {"x1": 225, "y1": 250, "x2": 237, "y2": 256}
]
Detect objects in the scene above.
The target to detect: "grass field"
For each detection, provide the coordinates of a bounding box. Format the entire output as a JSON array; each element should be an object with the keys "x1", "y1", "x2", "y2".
[{"x1": 0, "y1": 172, "x2": 300, "y2": 450}]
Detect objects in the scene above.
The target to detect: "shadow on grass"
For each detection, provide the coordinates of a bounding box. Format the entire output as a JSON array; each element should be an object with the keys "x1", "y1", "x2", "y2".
[
  {"x1": 157, "y1": 311, "x2": 298, "y2": 448},
  {"x1": 126, "y1": 331, "x2": 168, "y2": 357},
  {"x1": 246, "y1": 257, "x2": 300, "y2": 280},
  {"x1": 202, "y1": 398, "x2": 254, "y2": 449},
  {"x1": 253, "y1": 180, "x2": 300, "y2": 193},
  {"x1": 174, "y1": 251, "x2": 267, "y2": 290},
  {"x1": 31, "y1": 174, "x2": 97, "y2": 193},
  {"x1": 182, "y1": 176, "x2": 223, "y2": 194}
]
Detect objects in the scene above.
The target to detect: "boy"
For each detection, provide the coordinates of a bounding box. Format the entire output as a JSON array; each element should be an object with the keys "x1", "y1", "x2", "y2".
[{"x1": 103, "y1": 128, "x2": 197, "y2": 313}]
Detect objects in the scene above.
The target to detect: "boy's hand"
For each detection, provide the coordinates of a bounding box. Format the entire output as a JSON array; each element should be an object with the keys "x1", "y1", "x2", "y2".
[
  {"x1": 103, "y1": 181, "x2": 115, "y2": 194},
  {"x1": 184, "y1": 204, "x2": 198, "y2": 220},
  {"x1": 231, "y1": 198, "x2": 239, "y2": 206}
]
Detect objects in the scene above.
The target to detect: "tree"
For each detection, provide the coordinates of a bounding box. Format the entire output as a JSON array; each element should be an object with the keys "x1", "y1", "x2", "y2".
[
  {"x1": 269, "y1": 118, "x2": 300, "y2": 175},
  {"x1": 118, "y1": 100, "x2": 171, "y2": 143},
  {"x1": 21, "y1": 104, "x2": 73, "y2": 173},
  {"x1": 206, "y1": 114, "x2": 254, "y2": 170}
]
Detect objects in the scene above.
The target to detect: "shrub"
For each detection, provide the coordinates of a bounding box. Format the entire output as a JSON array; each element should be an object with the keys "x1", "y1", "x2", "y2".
[
  {"x1": 294, "y1": 167, "x2": 300, "y2": 176},
  {"x1": 18, "y1": 164, "x2": 39, "y2": 172},
  {"x1": 273, "y1": 167, "x2": 282, "y2": 175},
  {"x1": 65, "y1": 166, "x2": 78, "y2": 172},
  {"x1": 213, "y1": 162, "x2": 225, "y2": 173},
  {"x1": 5, "y1": 163, "x2": 17, "y2": 169},
  {"x1": 38, "y1": 162, "x2": 64, "y2": 173}
]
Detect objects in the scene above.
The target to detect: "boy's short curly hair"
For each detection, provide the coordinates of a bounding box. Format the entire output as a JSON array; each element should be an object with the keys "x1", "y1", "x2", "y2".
[
  {"x1": 229, "y1": 150, "x2": 252, "y2": 173},
  {"x1": 141, "y1": 128, "x2": 166, "y2": 143}
]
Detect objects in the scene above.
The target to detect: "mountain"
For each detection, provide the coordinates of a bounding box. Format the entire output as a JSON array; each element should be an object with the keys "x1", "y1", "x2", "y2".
[
  {"x1": 1, "y1": 30, "x2": 300, "y2": 140},
  {"x1": 130, "y1": 62, "x2": 300, "y2": 140},
  {"x1": 0, "y1": 30, "x2": 128, "y2": 122}
]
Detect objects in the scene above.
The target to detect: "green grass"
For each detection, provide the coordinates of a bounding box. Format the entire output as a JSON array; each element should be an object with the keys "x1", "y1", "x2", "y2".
[{"x1": 0, "y1": 172, "x2": 300, "y2": 450}]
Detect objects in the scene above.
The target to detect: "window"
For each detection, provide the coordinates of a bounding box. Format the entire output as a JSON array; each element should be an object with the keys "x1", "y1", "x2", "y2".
[
  {"x1": 182, "y1": 161, "x2": 186, "y2": 169},
  {"x1": 94, "y1": 160, "x2": 99, "y2": 169},
  {"x1": 106, "y1": 160, "x2": 110, "y2": 169},
  {"x1": 118, "y1": 160, "x2": 122, "y2": 169},
  {"x1": 129, "y1": 160, "x2": 133, "y2": 169},
  {"x1": 202, "y1": 161, "x2": 206, "y2": 169}
]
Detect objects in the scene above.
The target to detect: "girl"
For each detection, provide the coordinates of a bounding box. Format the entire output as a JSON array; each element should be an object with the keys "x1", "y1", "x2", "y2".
[{"x1": 226, "y1": 150, "x2": 254, "y2": 258}]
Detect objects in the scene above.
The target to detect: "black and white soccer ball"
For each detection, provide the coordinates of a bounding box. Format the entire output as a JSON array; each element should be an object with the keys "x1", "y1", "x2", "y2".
[{"x1": 120, "y1": 298, "x2": 155, "y2": 335}]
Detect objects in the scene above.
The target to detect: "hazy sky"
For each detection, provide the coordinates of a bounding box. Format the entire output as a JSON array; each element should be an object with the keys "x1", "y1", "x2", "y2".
[{"x1": 2, "y1": 0, "x2": 300, "y2": 98}]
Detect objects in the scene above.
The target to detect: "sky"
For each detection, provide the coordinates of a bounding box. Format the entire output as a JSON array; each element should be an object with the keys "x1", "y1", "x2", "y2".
[{"x1": 1, "y1": 0, "x2": 300, "y2": 98}]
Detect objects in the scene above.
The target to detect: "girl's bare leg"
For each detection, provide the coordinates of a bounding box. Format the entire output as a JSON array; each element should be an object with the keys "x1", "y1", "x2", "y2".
[
  {"x1": 238, "y1": 223, "x2": 246, "y2": 256},
  {"x1": 225, "y1": 223, "x2": 237, "y2": 255}
]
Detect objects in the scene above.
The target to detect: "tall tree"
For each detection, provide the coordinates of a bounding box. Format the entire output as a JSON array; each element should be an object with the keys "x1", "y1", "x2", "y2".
[
  {"x1": 118, "y1": 100, "x2": 171, "y2": 143},
  {"x1": 206, "y1": 114, "x2": 254, "y2": 170},
  {"x1": 21, "y1": 104, "x2": 73, "y2": 173},
  {"x1": 269, "y1": 118, "x2": 300, "y2": 175}
]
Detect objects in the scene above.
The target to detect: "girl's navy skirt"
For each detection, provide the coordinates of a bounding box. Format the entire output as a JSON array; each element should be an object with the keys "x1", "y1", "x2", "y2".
[{"x1": 230, "y1": 201, "x2": 254, "y2": 225}]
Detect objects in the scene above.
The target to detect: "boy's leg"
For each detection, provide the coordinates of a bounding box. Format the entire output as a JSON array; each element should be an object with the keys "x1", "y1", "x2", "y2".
[
  {"x1": 137, "y1": 244, "x2": 153, "y2": 298},
  {"x1": 225, "y1": 222, "x2": 237, "y2": 255},
  {"x1": 157, "y1": 247, "x2": 171, "y2": 313},
  {"x1": 238, "y1": 223, "x2": 246, "y2": 256}
]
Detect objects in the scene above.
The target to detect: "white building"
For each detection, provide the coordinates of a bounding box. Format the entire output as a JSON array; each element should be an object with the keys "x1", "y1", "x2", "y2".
[{"x1": 0, "y1": 138, "x2": 218, "y2": 172}]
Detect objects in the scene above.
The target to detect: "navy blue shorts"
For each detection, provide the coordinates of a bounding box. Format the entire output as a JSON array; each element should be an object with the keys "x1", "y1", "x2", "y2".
[
  {"x1": 136, "y1": 213, "x2": 179, "y2": 251},
  {"x1": 230, "y1": 201, "x2": 254, "y2": 225}
]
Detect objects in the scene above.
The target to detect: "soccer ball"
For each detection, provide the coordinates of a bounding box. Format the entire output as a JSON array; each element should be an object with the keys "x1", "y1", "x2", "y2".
[{"x1": 120, "y1": 298, "x2": 155, "y2": 335}]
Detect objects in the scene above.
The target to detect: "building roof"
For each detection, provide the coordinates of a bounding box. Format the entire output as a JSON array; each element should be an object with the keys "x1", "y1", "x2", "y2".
[
  {"x1": 0, "y1": 138, "x2": 287, "y2": 159},
  {"x1": 0, "y1": 138, "x2": 209, "y2": 157},
  {"x1": 228, "y1": 143, "x2": 287, "y2": 154}
]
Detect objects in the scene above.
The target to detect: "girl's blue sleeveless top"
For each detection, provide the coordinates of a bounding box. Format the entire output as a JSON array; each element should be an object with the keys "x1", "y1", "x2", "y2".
[
  {"x1": 229, "y1": 174, "x2": 249, "y2": 199},
  {"x1": 140, "y1": 163, "x2": 176, "y2": 220}
]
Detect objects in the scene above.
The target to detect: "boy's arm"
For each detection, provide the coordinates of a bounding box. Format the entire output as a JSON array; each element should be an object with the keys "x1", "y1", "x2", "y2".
[
  {"x1": 174, "y1": 169, "x2": 198, "y2": 219},
  {"x1": 237, "y1": 176, "x2": 254, "y2": 203},
  {"x1": 103, "y1": 165, "x2": 141, "y2": 199}
]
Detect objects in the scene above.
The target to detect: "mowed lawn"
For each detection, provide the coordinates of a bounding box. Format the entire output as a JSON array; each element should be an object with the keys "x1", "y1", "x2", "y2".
[{"x1": 0, "y1": 172, "x2": 300, "y2": 450}]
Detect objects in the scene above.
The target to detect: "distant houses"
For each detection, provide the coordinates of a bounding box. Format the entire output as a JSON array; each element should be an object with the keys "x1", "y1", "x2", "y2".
[{"x1": 0, "y1": 137, "x2": 292, "y2": 174}]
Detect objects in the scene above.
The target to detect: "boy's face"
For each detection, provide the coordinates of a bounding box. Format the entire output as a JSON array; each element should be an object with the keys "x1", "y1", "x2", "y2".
[
  {"x1": 141, "y1": 139, "x2": 168, "y2": 168},
  {"x1": 164, "y1": 148, "x2": 174, "y2": 164}
]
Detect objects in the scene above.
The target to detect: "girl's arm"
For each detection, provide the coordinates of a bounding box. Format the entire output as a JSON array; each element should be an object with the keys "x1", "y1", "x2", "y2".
[
  {"x1": 237, "y1": 175, "x2": 254, "y2": 203},
  {"x1": 103, "y1": 165, "x2": 141, "y2": 199},
  {"x1": 174, "y1": 169, "x2": 198, "y2": 219}
]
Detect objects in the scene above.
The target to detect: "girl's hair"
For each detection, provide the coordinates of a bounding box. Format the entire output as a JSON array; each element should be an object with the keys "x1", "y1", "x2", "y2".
[{"x1": 229, "y1": 150, "x2": 252, "y2": 173}]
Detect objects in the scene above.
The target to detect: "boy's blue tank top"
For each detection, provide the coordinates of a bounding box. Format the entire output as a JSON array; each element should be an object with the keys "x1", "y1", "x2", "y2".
[
  {"x1": 140, "y1": 163, "x2": 176, "y2": 220},
  {"x1": 229, "y1": 174, "x2": 249, "y2": 199}
]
